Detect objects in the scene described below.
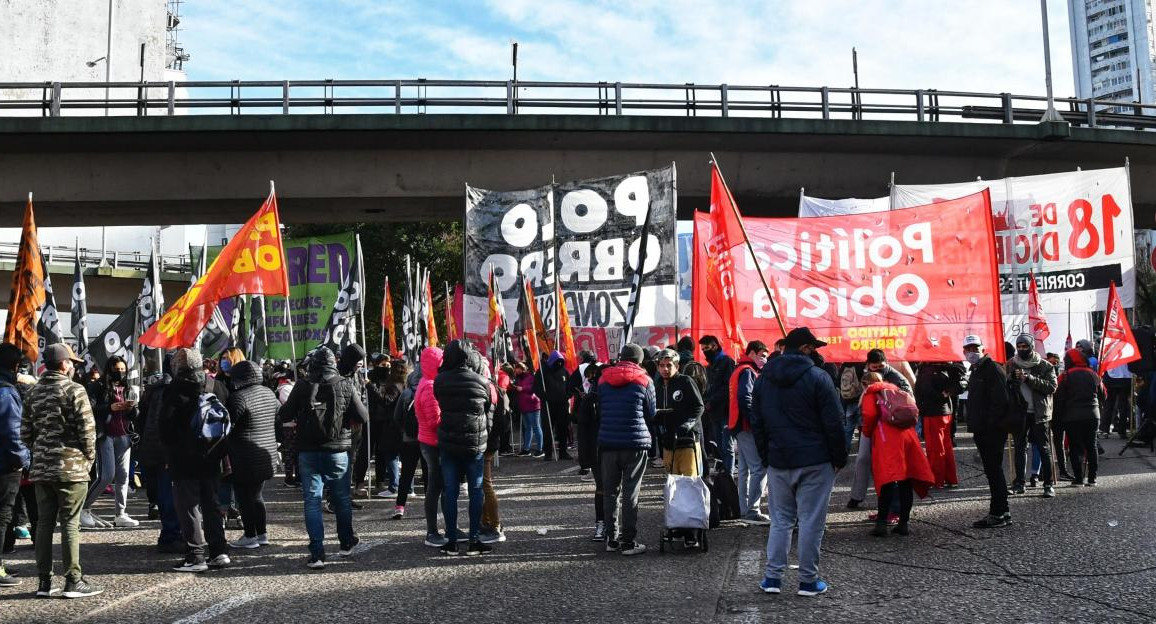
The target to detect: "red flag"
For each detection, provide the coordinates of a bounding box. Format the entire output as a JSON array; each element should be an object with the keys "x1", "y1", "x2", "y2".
[
  {"x1": 3, "y1": 195, "x2": 46, "y2": 362},
  {"x1": 556, "y1": 282, "x2": 578, "y2": 372},
  {"x1": 487, "y1": 269, "x2": 505, "y2": 339},
  {"x1": 445, "y1": 283, "x2": 461, "y2": 342},
  {"x1": 1099, "y1": 282, "x2": 1140, "y2": 373},
  {"x1": 1026, "y1": 271, "x2": 1050, "y2": 353},
  {"x1": 521, "y1": 277, "x2": 542, "y2": 371},
  {"x1": 382, "y1": 277, "x2": 398, "y2": 357},
  {"x1": 425, "y1": 279, "x2": 439, "y2": 348},
  {"x1": 704, "y1": 164, "x2": 747, "y2": 357},
  {"x1": 141, "y1": 189, "x2": 289, "y2": 348}
]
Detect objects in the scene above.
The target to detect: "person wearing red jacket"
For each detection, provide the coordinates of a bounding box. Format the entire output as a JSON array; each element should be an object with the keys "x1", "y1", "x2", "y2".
[
  {"x1": 729, "y1": 341, "x2": 770, "y2": 526},
  {"x1": 1053, "y1": 349, "x2": 1107, "y2": 486},
  {"x1": 859, "y1": 372, "x2": 935, "y2": 537}
]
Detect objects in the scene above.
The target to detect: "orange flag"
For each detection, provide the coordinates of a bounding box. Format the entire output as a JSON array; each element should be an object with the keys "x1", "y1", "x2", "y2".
[
  {"x1": 3, "y1": 195, "x2": 46, "y2": 362},
  {"x1": 382, "y1": 277, "x2": 398, "y2": 357},
  {"x1": 425, "y1": 279, "x2": 439, "y2": 348},
  {"x1": 555, "y1": 282, "x2": 578, "y2": 372},
  {"x1": 141, "y1": 188, "x2": 290, "y2": 349},
  {"x1": 522, "y1": 277, "x2": 543, "y2": 371},
  {"x1": 445, "y1": 283, "x2": 459, "y2": 342}
]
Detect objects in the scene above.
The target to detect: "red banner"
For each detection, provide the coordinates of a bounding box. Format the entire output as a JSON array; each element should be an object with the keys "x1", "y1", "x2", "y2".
[
  {"x1": 693, "y1": 190, "x2": 1003, "y2": 363},
  {"x1": 141, "y1": 190, "x2": 289, "y2": 349},
  {"x1": 1099, "y1": 282, "x2": 1140, "y2": 373}
]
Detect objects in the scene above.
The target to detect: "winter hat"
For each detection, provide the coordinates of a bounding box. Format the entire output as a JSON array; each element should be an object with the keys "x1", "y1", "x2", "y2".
[
  {"x1": 171, "y1": 348, "x2": 202, "y2": 376},
  {"x1": 1015, "y1": 333, "x2": 1034, "y2": 347},
  {"x1": 547, "y1": 350, "x2": 565, "y2": 367},
  {"x1": 619, "y1": 343, "x2": 645, "y2": 364}
]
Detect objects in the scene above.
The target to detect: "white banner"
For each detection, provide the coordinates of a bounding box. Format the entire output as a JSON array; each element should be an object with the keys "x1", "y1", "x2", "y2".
[
  {"x1": 798, "y1": 194, "x2": 889, "y2": 218},
  {"x1": 1003, "y1": 312, "x2": 1094, "y2": 358},
  {"x1": 893, "y1": 167, "x2": 1135, "y2": 315}
]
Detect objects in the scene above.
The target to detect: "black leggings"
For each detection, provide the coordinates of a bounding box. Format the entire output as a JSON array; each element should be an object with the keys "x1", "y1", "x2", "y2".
[
  {"x1": 395, "y1": 442, "x2": 425, "y2": 508},
  {"x1": 592, "y1": 450, "x2": 604, "y2": 522},
  {"x1": 233, "y1": 480, "x2": 267, "y2": 538},
  {"x1": 876, "y1": 480, "x2": 913, "y2": 524}
]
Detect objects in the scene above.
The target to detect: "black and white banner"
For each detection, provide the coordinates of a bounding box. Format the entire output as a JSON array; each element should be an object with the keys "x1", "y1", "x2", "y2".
[
  {"x1": 464, "y1": 164, "x2": 678, "y2": 334},
  {"x1": 71, "y1": 254, "x2": 89, "y2": 352},
  {"x1": 318, "y1": 237, "x2": 362, "y2": 356},
  {"x1": 248, "y1": 295, "x2": 268, "y2": 362},
  {"x1": 85, "y1": 299, "x2": 138, "y2": 378},
  {"x1": 34, "y1": 257, "x2": 64, "y2": 375}
]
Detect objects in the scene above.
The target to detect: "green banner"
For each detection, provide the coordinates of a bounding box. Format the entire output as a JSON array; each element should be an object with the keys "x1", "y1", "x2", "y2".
[{"x1": 194, "y1": 232, "x2": 357, "y2": 361}]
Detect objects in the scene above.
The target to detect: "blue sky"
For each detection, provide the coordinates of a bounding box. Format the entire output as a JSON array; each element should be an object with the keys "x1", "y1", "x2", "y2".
[{"x1": 180, "y1": 0, "x2": 1076, "y2": 97}]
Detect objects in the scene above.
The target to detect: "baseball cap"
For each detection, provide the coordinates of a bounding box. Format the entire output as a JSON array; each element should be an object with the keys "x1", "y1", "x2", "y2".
[
  {"x1": 783, "y1": 327, "x2": 827, "y2": 349},
  {"x1": 43, "y1": 343, "x2": 84, "y2": 365},
  {"x1": 962, "y1": 335, "x2": 983, "y2": 348}
]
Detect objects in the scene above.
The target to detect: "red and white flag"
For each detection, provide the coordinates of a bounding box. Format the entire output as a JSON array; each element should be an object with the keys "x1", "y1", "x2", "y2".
[
  {"x1": 704, "y1": 163, "x2": 749, "y2": 357},
  {"x1": 1026, "y1": 271, "x2": 1050, "y2": 354},
  {"x1": 1099, "y1": 281, "x2": 1140, "y2": 373}
]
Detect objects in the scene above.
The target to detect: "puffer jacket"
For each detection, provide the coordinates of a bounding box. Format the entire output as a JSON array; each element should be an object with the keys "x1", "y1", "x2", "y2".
[
  {"x1": 596, "y1": 362, "x2": 656, "y2": 450},
  {"x1": 965, "y1": 355, "x2": 1012, "y2": 433},
  {"x1": 1053, "y1": 349, "x2": 1107, "y2": 425},
  {"x1": 226, "y1": 360, "x2": 281, "y2": 482},
  {"x1": 1, "y1": 369, "x2": 30, "y2": 472},
  {"x1": 655, "y1": 373, "x2": 704, "y2": 450},
  {"x1": 1006, "y1": 352, "x2": 1057, "y2": 424},
  {"x1": 21, "y1": 370, "x2": 96, "y2": 483},
  {"x1": 749, "y1": 351, "x2": 846, "y2": 470},
  {"x1": 160, "y1": 372, "x2": 226, "y2": 480},
  {"x1": 434, "y1": 341, "x2": 493, "y2": 457},
  {"x1": 914, "y1": 362, "x2": 967, "y2": 417},
  {"x1": 415, "y1": 348, "x2": 444, "y2": 447},
  {"x1": 278, "y1": 348, "x2": 368, "y2": 453}
]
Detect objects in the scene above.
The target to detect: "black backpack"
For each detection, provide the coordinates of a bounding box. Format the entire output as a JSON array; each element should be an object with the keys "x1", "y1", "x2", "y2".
[{"x1": 298, "y1": 382, "x2": 342, "y2": 445}]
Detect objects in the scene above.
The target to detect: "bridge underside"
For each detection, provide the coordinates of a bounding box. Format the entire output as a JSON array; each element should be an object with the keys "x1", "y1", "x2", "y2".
[{"x1": 2, "y1": 115, "x2": 1155, "y2": 228}]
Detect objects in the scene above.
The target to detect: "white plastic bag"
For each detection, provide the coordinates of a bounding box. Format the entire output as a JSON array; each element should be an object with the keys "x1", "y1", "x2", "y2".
[{"x1": 663, "y1": 474, "x2": 711, "y2": 530}]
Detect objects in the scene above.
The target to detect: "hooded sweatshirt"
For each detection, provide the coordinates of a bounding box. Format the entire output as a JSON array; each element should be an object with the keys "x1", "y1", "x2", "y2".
[
  {"x1": 415, "y1": 347, "x2": 444, "y2": 447},
  {"x1": 596, "y1": 361, "x2": 656, "y2": 450},
  {"x1": 278, "y1": 347, "x2": 368, "y2": 453},
  {"x1": 1053, "y1": 349, "x2": 1107, "y2": 425},
  {"x1": 434, "y1": 340, "x2": 493, "y2": 457},
  {"x1": 749, "y1": 350, "x2": 846, "y2": 470}
]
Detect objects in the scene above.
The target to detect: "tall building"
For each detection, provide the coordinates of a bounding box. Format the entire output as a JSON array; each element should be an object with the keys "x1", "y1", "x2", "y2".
[{"x1": 1067, "y1": 0, "x2": 1156, "y2": 108}]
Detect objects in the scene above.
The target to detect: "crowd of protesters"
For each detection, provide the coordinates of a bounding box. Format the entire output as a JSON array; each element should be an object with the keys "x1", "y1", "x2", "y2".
[{"x1": 0, "y1": 322, "x2": 1151, "y2": 599}]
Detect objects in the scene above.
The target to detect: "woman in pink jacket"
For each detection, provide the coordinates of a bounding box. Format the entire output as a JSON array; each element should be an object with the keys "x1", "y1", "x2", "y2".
[
  {"x1": 415, "y1": 347, "x2": 447, "y2": 548},
  {"x1": 511, "y1": 362, "x2": 543, "y2": 457}
]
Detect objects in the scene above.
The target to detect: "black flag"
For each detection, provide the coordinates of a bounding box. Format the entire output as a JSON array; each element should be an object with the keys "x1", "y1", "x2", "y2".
[
  {"x1": 34, "y1": 255, "x2": 64, "y2": 375},
  {"x1": 318, "y1": 243, "x2": 361, "y2": 356},
  {"x1": 85, "y1": 299, "x2": 139, "y2": 378},
  {"x1": 71, "y1": 252, "x2": 89, "y2": 353}
]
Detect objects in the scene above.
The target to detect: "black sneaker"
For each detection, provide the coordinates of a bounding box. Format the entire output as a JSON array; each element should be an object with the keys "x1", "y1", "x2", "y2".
[
  {"x1": 972, "y1": 513, "x2": 1012, "y2": 529},
  {"x1": 339, "y1": 536, "x2": 361, "y2": 557},
  {"x1": 605, "y1": 537, "x2": 620, "y2": 552},
  {"x1": 845, "y1": 498, "x2": 862, "y2": 509},
  {"x1": 62, "y1": 577, "x2": 104, "y2": 599},
  {"x1": 466, "y1": 541, "x2": 492, "y2": 556},
  {"x1": 0, "y1": 567, "x2": 19, "y2": 587},
  {"x1": 36, "y1": 575, "x2": 58, "y2": 598},
  {"x1": 147, "y1": 505, "x2": 160, "y2": 520},
  {"x1": 440, "y1": 542, "x2": 460, "y2": 556}
]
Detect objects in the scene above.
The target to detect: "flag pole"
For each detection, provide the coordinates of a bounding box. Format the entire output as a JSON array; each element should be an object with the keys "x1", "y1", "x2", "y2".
[
  {"x1": 709, "y1": 153, "x2": 787, "y2": 337},
  {"x1": 380, "y1": 277, "x2": 387, "y2": 356},
  {"x1": 271, "y1": 180, "x2": 299, "y2": 380}
]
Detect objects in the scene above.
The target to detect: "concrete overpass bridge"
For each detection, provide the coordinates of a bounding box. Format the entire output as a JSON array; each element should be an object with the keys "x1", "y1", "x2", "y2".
[{"x1": 3, "y1": 79, "x2": 1156, "y2": 228}]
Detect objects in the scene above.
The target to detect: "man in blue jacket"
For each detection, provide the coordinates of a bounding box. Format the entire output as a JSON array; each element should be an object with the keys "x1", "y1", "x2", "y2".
[
  {"x1": 597, "y1": 343, "x2": 656, "y2": 557},
  {"x1": 0, "y1": 343, "x2": 31, "y2": 587},
  {"x1": 750, "y1": 328, "x2": 846, "y2": 597}
]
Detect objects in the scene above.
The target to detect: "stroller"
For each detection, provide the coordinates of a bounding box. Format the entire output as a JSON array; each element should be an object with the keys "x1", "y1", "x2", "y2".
[{"x1": 658, "y1": 436, "x2": 712, "y2": 554}]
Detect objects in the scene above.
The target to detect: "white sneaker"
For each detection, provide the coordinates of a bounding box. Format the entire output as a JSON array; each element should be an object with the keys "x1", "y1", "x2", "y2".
[
  {"x1": 650, "y1": 458, "x2": 665, "y2": 469},
  {"x1": 113, "y1": 514, "x2": 140, "y2": 528},
  {"x1": 172, "y1": 559, "x2": 208, "y2": 573},
  {"x1": 230, "y1": 535, "x2": 260, "y2": 549},
  {"x1": 256, "y1": 534, "x2": 270, "y2": 546},
  {"x1": 79, "y1": 510, "x2": 97, "y2": 529},
  {"x1": 207, "y1": 554, "x2": 231, "y2": 568}
]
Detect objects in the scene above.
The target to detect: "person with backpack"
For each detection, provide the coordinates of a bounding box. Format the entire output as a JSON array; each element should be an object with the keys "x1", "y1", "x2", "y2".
[
  {"x1": 914, "y1": 362, "x2": 967, "y2": 489},
  {"x1": 1007, "y1": 333, "x2": 1058, "y2": 498},
  {"x1": 859, "y1": 372, "x2": 935, "y2": 537},
  {"x1": 391, "y1": 361, "x2": 423, "y2": 520},
  {"x1": 277, "y1": 347, "x2": 369, "y2": 569},
  {"x1": 224, "y1": 360, "x2": 280, "y2": 550},
  {"x1": 963, "y1": 335, "x2": 1014, "y2": 529},
  {"x1": 414, "y1": 347, "x2": 449, "y2": 548},
  {"x1": 837, "y1": 363, "x2": 864, "y2": 451},
  {"x1": 433, "y1": 341, "x2": 495, "y2": 556},
  {"x1": 1053, "y1": 349, "x2": 1107, "y2": 486},
  {"x1": 728, "y1": 341, "x2": 769, "y2": 525},
  {"x1": 160, "y1": 348, "x2": 231, "y2": 573},
  {"x1": 847, "y1": 351, "x2": 911, "y2": 512}
]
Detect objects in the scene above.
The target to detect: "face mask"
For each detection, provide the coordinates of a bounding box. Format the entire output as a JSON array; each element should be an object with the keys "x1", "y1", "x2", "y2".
[
  {"x1": 966, "y1": 352, "x2": 982, "y2": 365},
  {"x1": 220, "y1": 360, "x2": 232, "y2": 374},
  {"x1": 1016, "y1": 348, "x2": 1033, "y2": 360},
  {"x1": 108, "y1": 370, "x2": 124, "y2": 383}
]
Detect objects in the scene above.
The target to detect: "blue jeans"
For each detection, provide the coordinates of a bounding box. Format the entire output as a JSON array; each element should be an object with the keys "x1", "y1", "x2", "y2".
[
  {"x1": 153, "y1": 466, "x2": 181, "y2": 544},
  {"x1": 82, "y1": 435, "x2": 115, "y2": 510},
  {"x1": 299, "y1": 450, "x2": 356, "y2": 559},
  {"x1": 521, "y1": 410, "x2": 543, "y2": 453},
  {"x1": 765, "y1": 463, "x2": 836, "y2": 584},
  {"x1": 440, "y1": 451, "x2": 485, "y2": 542},
  {"x1": 841, "y1": 403, "x2": 860, "y2": 451}
]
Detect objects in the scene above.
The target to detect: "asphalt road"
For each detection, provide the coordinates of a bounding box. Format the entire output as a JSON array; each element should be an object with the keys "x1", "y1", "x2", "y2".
[{"x1": 2, "y1": 435, "x2": 1154, "y2": 624}]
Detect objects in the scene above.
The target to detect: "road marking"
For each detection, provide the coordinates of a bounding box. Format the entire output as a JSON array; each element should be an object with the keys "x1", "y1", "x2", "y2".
[
  {"x1": 495, "y1": 487, "x2": 523, "y2": 496},
  {"x1": 74, "y1": 577, "x2": 188, "y2": 622},
  {"x1": 172, "y1": 592, "x2": 259, "y2": 624},
  {"x1": 556, "y1": 465, "x2": 580, "y2": 474},
  {"x1": 348, "y1": 538, "x2": 388, "y2": 555}
]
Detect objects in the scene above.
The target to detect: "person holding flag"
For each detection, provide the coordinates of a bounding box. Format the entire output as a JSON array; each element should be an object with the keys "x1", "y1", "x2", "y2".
[{"x1": 4, "y1": 195, "x2": 45, "y2": 365}]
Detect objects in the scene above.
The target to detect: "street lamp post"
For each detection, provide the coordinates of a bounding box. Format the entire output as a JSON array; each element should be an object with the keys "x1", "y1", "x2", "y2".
[{"x1": 1039, "y1": 0, "x2": 1064, "y2": 122}]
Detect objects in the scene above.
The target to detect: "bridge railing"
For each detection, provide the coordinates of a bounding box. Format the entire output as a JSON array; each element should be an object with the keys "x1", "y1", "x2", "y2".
[
  {"x1": 0, "y1": 241, "x2": 191, "y2": 275},
  {"x1": 1, "y1": 79, "x2": 1155, "y2": 129}
]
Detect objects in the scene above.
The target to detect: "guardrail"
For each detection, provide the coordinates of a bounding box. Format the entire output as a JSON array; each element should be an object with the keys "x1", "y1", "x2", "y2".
[
  {"x1": 0, "y1": 241, "x2": 190, "y2": 274},
  {"x1": 1, "y1": 79, "x2": 1155, "y2": 130}
]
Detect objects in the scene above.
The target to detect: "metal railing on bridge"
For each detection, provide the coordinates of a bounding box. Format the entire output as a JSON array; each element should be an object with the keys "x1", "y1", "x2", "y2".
[
  {"x1": 1, "y1": 79, "x2": 1155, "y2": 130},
  {"x1": 0, "y1": 241, "x2": 190, "y2": 275}
]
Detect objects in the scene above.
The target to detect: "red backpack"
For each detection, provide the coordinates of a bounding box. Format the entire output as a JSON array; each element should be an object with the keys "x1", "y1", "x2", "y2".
[{"x1": 877, "y1": 387, "x2": 918, "y2": 429}]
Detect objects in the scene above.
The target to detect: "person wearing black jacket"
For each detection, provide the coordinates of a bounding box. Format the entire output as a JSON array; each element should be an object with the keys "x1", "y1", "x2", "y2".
[
  {"x1": 1054, "y1": 349, "x2": 1107, "y2": 486},
  {"x1": 655, "y1": 350, "x2": 704, "y2": 478},
  {"x1": 699, "y1": 335, "x2": 737, "y2": 475},
  {"x1": 225, "y1": 360, "x2": 280, "y2": 550},
  {"x1": 577, "y1": 363, "x2": 606, "y2": 540},
  {"x1": 433, "y1": 340, "x2": 494, "y2": 556},
  {"x1": 962, "y1": 336, "x2": 1013, "y2": 529},
  {"x1": 536, "y1": 352, "x2": 571, "y2": 460},
  {"x1": 278, "y1": 347, "x2": 369, "y2": 569},
  {"x1": 915, "y1": 362, "x2": 966, "y2": 488},
  {"x1": 366, "y1": 360, "x2": 403, "y2": 496},
  {"x1": 81, "y1": 356, "x2": 140, "y2": 529},
  {"x1": 338, "y1": 344, "x2": 370, "y2": 498},
  {"x1": 390, "y1": 367, "x2": 423, "y2": 520},
  {"x1": 1006, "y1": 334, "x2": 1058, "y2": 498},
  {"x1": 160, "y1": 348, "x2": 230, "y2": 572}
]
